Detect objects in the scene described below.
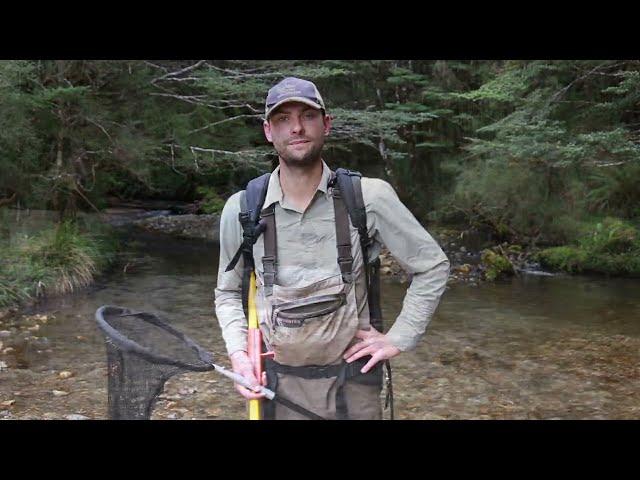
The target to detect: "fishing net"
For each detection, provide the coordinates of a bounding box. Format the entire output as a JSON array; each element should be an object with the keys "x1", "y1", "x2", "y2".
[
  {"x1": 95, "y1": 305, "x2": 214, "y2": 420},
  {"x1": 97, "y1": 302, "x2": 398, "y2": 421}
]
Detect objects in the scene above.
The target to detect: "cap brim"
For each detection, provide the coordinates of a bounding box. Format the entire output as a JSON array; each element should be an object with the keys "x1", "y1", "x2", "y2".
[{"x1": 265, "y1": 97, "x2": 323, "y2": 119}]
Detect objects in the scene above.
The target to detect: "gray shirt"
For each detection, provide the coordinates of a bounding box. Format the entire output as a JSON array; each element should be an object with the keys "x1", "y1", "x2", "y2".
[{"x1": 214, "y1": 161, "x2": 450, "y2": 356}]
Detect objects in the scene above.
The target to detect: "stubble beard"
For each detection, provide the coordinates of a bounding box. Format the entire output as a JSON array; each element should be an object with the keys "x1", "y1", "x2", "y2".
[{"x1": 276, "y1": 138, "x2": 325, "y2": 169}]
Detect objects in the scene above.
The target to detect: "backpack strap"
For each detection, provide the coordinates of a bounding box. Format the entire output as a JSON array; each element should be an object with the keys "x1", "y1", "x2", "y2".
[
  {"x1": 333, "y1": 168, "x2": 373, "y2": 260},
  {"x1": 332, "y1": 168, "x2": 393, "y2": 419},
  {"x1": 260, "y1": 203, "x2": 277, "y2": 297},
  {"x1": 331, "y1": 168, "x2": 383, "y2": 330},
  {"x1": 224, "y1": 172, "x2": 271, "y2": 316},
  {"x1": 331, "y1": 171, "x2": 355, "y2": 284}
]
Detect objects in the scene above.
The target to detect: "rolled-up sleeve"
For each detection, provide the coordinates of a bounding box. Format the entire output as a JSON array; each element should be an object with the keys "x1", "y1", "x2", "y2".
[
  {"x1": 363, "y1": 178, "x2": 450, "y2": 351},
  {"x1": 214, "y1": 191, "x2": 249, "y2": 356}
]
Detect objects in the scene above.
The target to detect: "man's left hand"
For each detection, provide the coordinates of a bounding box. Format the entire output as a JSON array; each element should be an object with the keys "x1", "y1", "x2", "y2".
[{"x1": 343, "y1": 328, "x2": 401, "y2": 373}]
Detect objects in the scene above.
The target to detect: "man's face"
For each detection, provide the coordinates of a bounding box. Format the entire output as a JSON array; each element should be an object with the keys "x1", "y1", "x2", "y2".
[{"x1": 263, "y1": 102, "x2": 332, "y2": 167}]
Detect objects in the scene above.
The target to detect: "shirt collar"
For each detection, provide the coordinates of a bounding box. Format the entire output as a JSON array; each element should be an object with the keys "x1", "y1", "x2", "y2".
[{"x1": 262, "y1": 160, "x2": 332, "y2": 211}]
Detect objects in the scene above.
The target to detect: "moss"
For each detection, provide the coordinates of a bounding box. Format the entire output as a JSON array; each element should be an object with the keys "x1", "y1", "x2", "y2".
[
  {"x1": 481, "y1": 249, "x2": 514, "y2": 281},
  {"x1": 538, "y1": 246, "x2": 588, "y2": 274}
]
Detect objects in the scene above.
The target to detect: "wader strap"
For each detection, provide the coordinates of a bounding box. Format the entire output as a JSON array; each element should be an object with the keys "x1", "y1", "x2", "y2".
[
  {"x1": 368, "y1": 257, "x2": 383, "y2": 332},
  {"x1": 263, "y1": 366, "x2": 278, "y2": 420},
  {"x1": 384, "y1": 359, "x2": 394, "y2": 420},
  {"x1": 261, "y1": 204, "x2": 277, "y2": 296},
  {"x1": 331, "y1": 180, "x2": 354, "y2": 284},
  {"x1": 335, "y1": 367, "x2": 349, "y2": 420}
]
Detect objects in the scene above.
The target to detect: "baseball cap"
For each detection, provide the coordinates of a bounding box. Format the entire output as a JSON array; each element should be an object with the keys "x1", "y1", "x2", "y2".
[{"x1": 265, "y1": 77, "x2": 326, "y2": 119}]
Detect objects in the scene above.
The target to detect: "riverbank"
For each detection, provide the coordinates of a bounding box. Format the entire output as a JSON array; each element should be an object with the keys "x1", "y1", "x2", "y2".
[
  {"x1": 133, "y1": 213, "x2": 220, "y2": 241},
  {"x1": 130, "y1": 212, "x2": 552, "y2": 285}
]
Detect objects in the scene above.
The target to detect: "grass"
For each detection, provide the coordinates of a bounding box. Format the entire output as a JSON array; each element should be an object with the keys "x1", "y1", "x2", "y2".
[{"x1": 0, "y1": 216, "x2": 119, "y2": 309}]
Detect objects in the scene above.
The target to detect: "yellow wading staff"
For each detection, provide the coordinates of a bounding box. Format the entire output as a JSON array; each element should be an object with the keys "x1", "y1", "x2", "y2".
[{"x1": 247, "y1": 271, "x2": 263, "y2": 419}]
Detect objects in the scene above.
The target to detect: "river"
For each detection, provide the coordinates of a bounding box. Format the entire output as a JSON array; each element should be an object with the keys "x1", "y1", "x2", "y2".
[{"x1": 1, "y1": 214, "x2": 639, "y2": 420}]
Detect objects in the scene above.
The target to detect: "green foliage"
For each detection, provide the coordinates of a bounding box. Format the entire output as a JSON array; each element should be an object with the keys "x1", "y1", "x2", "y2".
[
  {"x1": 537, "y1": 246, "x2": 588, "y2": 274},
  {"x1": 585, "y1": 161, "x2": 640, "y2": 217},
  {"x1": 578, "y1": 218, "x2": 638, "y2": 254},
  {"x1": 444, "y1": 60, "x2": 640, "y2": 247},
  {"x1": 480, "y1": 249, "x2": 514, "y2": 281},
  {"x1": 196, "y1": 186, "x2": 226, "y2": 214},
  {"x1": 452, "y1": 163, "x2": 552, "y2": 240},
  {"x1": 538, "y1": 218, "x2": 640, "y2": 276},
  {"x1": 2, "y1": 59, "x2": 640, "y2": 259}
]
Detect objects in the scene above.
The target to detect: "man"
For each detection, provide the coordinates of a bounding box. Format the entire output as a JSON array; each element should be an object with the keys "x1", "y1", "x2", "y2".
[{"x1": 215, "y1": 77, "x2": 449, "y2": 419}]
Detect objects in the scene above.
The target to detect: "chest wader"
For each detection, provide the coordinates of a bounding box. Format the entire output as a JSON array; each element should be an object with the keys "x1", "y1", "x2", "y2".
[{"x1": 226, "y1": 169, "x2": 393, "y2": 420}]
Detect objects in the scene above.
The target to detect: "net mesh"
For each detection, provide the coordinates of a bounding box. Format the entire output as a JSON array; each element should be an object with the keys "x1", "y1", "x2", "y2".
[{"x1": 96, "y1": 305, "x2": 214, "y2": 420}]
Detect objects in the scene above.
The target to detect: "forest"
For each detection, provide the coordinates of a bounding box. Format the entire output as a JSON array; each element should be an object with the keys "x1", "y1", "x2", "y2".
[{"x1": 2, "y1": 60, "x2": 639, "y2": 308}]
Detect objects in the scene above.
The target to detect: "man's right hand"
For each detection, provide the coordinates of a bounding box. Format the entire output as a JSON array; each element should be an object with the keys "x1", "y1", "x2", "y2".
[{"x1": 229, "y1": 350, "x2": 267, "y2": 400}]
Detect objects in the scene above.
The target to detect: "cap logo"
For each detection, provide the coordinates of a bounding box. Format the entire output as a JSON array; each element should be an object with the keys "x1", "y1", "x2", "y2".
[{"x1": 276, "y1": 83, "x2": 302, "y2": 98}]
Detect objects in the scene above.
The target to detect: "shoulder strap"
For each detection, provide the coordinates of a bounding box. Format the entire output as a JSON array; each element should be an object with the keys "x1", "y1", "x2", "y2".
[
  {"x1": 332, "y1": 168, "x2": 384, "y2": 331},
  {"x1": 223, "y1": 172, "x2": 271, "y2": 317},
  {"x1": 224, "y1": 173, "x2": 271, "y2": 273},
  {"x1": 333, "y1": 168, "x2": 372, "y2": 261},
  {"x1": 245, "y1": 172, "x2": 272, "y2": 223}
]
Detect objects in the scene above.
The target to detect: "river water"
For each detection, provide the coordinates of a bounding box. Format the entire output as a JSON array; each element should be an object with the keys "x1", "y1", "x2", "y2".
[{"x1": 1, "y1": 217, "x2": 639, "y2": 420}]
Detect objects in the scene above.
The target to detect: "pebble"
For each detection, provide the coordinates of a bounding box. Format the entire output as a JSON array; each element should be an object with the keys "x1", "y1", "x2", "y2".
[
  {"x1": 0, "y1": 361, "x2": 8, "y2": 371},
  {"x1": 52, "y1": 390, "x2": 69, "y2": 397},
  {"x1": 0, "y1": 331, "x2": 11, "y2": 338},
  {"x1": 65, "y1": 414, "x2": 90, "y2": 420},
  {"x1": 58, "y1": 371, "x2": 74, "y2": 379}
]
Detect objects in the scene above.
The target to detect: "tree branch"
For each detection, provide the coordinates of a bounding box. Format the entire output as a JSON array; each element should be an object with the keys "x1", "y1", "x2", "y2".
[
  {"x1": 151, "y1": 60, "x2": 207, "y2": 84},
  {"x1": 188, "y1": 114, "x2": 263, "y2": 134}
]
